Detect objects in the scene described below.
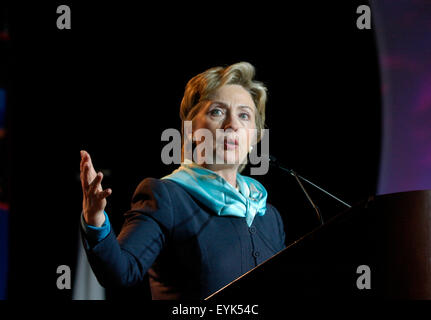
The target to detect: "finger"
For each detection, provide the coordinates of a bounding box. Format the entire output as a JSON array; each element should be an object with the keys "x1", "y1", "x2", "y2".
[
  {"x1": 80, "y1": 150, "x2": 86, "y2": 172},
  {"x1": 96, "y1": 188, "x2": 112, "y2": 200},
  {"x1": 80, "y1": 162, "x2": 89, "y2": 190},
  {"x1": 81, "y1": 150, "x2": 96, "y2": 176},
  {"x1": 84, "y1": 160, "x2": 97, "y2": 186},
  {"x1": 80, "y1": 150, "x2": 90, "y2": 168},
  {"x1": 85, "y1": 151, "x2": 94, "y2": 172},
  {"x1": 81, "y1": 162, "x2": 91, "y2": 190},
  {"x1": 89, "y1": 172, "x2": 103, "y2": 194},
  {"x1": 80, "y1": 151, "x2": 90, "y2": 178},
  {"x1": 80, "y1": 158, "x2": 87, "y2": 186}
]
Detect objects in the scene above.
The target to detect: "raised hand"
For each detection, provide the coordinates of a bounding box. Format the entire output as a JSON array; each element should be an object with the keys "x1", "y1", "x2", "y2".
[{"x1": 80, "y1": 150, "x2": 112, "y2": 227}]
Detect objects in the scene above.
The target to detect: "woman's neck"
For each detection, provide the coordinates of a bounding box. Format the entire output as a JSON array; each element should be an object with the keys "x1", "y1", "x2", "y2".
[{"x1": 201, "y1": 164, "x2": 238, "y2": 188}]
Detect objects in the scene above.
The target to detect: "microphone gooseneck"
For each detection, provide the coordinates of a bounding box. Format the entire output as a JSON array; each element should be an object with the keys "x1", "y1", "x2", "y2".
[{"x1": 269, "y1": 155, "x2": 352, "y2": 226}]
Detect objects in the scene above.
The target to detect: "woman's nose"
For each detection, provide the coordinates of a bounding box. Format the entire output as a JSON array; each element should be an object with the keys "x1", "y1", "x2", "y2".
[{"x1": 224, "y1": 113, "x2": 241, "y2": 131}]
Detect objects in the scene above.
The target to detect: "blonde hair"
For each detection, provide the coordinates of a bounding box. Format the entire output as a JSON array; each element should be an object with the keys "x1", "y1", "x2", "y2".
[{"x1": 180, "y1": 62, "x2": 268, "y2": 171}]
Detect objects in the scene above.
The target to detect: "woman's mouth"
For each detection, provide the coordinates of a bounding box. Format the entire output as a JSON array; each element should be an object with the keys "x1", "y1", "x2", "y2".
[{"x1": 224, "y1": 138, "x2": 238, "y2": 150}]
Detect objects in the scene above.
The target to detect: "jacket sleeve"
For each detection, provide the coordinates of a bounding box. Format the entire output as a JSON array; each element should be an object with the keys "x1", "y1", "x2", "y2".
[
  {"x1": 272, "y1": 205, "x2": 286, "y2": 250},
  {"x1": 80, "y1": 210, "x2": 111, "y2": 244},
  {"x1": 81, "y1": 177, "x2": 174, "y2": 288}
]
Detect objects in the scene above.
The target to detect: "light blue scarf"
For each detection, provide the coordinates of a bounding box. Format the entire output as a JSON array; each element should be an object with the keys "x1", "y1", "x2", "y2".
[{"x1": 161, "y1": 163, "x2": 267, "y2": 227}]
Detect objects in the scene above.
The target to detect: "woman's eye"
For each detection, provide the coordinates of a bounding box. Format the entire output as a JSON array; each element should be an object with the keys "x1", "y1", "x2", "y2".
[
  {"x1": 239, "y1": 113, "x2": 250, "y2": 120},
  {"x1": 210, "y1": 108, "x2": 223, "y2": 116}
]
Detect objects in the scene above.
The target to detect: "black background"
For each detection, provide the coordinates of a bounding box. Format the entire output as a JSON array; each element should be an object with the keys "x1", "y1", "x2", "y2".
[{"x1": 2, "y1": 0, "x2": 381, "y2": 301}]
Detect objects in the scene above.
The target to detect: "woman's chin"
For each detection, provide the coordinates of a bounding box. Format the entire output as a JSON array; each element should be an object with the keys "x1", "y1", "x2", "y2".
[{"x1": 215, "y1": 152, "x2": 246, "y2": 166}]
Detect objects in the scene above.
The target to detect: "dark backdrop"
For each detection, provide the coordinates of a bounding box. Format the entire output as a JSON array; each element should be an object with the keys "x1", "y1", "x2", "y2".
[{"x1": 4, "y1": 1, "x2": 380, "y2": 300}]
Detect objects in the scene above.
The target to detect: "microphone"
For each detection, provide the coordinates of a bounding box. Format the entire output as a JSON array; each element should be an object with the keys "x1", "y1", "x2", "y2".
[{"x1": 269, "y1": 155, "x2": 351, "y2": 226}]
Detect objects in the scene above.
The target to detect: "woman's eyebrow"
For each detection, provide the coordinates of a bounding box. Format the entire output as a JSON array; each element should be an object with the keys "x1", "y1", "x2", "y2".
[
  {"x1": 211, "y1": 101, "x2": 254, "y2": 112},
  {"x1": 210, "y1": 101, "x2": 228, "y2": 107},
  {"x1": 208, "y1": 101, "x2": 228, "y2": 110},
  {"x1": 238, "y1": 105, "x2": 254, "y2": 113}
]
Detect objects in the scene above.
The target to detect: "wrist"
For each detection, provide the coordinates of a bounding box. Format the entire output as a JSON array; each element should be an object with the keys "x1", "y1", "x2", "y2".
[
  {"x1": 81, "y1": 211, "x2": 111, "y2": 244},
  {"x1": 84, "y1": 211, "x2": 105, "y2": 227}
]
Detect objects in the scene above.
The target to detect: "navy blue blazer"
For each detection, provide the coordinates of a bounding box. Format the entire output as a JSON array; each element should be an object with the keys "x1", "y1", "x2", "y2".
[{"x1": 81, "y1": 177, "x2": 286, "y2": 299}]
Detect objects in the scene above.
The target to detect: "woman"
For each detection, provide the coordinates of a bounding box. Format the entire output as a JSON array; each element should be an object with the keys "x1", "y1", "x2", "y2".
[{"x1": 79, "y1": 62, "x2": 286, "y2": 299}]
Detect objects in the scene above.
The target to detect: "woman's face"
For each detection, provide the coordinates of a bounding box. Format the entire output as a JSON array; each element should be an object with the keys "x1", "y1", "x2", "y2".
[{"x1": 192, "y1": 84, "x2": 257, "y2": 168}]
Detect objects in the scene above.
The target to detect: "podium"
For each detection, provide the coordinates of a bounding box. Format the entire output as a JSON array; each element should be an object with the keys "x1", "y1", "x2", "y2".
[{"x1": 206, "y1": 190, "x2": 431, "y2": 300}]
